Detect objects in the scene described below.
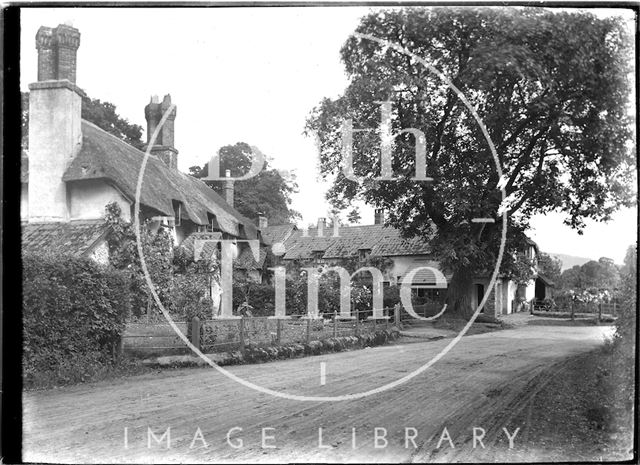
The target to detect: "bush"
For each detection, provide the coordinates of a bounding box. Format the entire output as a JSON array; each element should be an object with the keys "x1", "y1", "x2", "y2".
[
  {"x1": 232, "y1": 281, "x2": 276, "y2": 316},
  {"x1": 172, "y1": 273, "x2": 213, "y2": 321},
  {"x1": 23, "y1": 253, "x2": 131, "y2": 387}
]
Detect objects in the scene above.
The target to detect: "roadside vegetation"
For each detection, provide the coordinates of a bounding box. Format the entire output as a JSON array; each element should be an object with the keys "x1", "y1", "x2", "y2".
[{"x1": 506, "y1": 244, "x2": 636, "y2": 460}]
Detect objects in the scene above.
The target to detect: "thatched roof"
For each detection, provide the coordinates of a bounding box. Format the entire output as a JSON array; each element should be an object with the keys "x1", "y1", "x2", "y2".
[
  {"x1": 282, "y1": 224, "x2": 432, "y2": 260},
  {"x1": 61, "y1": 121, "x2": 259, "y2": 240}
]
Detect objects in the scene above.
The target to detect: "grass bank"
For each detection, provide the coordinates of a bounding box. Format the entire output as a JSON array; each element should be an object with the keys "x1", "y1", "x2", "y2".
[{"x1": 500, "y1": 344, "x2": 635, "y2": 461}]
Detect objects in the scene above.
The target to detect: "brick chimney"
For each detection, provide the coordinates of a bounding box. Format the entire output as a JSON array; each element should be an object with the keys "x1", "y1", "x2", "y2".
[
  {"x1": 144, "y1": 94, "x2": 178, "y2": 169},
  {"x1": 258, "y1": 215, "x2": 268, "y2": 229},
  {"x1": 374, "y1": 209, "x2": 385, "y2": 225},
  {"x1": 28, "y1": 24, "x2": 84, "y2": 222},
  {"x1": 224, "y1": 169, "x2": 234, "y2": 207},
  {"x1": 36, "y1": 23, "x2": 81, "y2": 83}
]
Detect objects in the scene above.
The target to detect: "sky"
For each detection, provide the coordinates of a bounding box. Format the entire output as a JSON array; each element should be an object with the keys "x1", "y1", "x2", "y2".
[{"x1": 20, "y1": 6, "x2": 637, "y2": 264}]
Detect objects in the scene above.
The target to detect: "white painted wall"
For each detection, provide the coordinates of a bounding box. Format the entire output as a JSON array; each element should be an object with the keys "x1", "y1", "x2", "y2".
[
  {"x1": 524, "y1": 280, "x2": 536, "y2": 301},
  {"x1": 69, "y1": 179, "x2": 131, "y2": 221},
  {"x1": 388, "y1": 256, "x2": 443, "y2": 285}
]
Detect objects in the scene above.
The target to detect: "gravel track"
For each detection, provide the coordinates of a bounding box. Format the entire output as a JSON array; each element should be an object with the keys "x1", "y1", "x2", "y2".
[{"x1": 23, "y1": 324, "x2": 613, "y2": 463}]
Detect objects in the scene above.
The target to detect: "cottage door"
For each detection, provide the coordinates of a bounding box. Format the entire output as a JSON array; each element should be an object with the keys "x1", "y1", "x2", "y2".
[{"x1": 476, "y1": 284, "x2": 485, "y2": 313}]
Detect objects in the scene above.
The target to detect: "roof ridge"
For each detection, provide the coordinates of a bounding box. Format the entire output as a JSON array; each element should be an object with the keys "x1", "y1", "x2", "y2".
[{"x1": 81, "y1": 119, "x2": 163, "y2": 163}]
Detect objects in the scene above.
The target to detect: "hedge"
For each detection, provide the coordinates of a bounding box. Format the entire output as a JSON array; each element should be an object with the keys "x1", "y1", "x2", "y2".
[
  {"x1": 143, "y1": 329, "x2": 401, "y2": 368},
  {"x1": 23, "y1": 253, "x2": 131, "y2": 387}
]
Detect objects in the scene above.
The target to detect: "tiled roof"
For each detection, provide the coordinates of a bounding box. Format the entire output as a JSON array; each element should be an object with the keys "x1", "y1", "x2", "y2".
[
  {"x1": 61, "y1": 120, "x2": 259, "y2": 240},
  {"x1": 282, "y1": 224, "x2": 433, "y2": 260},
  {"x1": 176, "y1": 232, "x2": 266, "y2": 270},
  {"x1": 261, "y1": 224, "x2": 296, "y2": 245},
  {"x1": 22, "y1": 220, "x2": 109, "y2": 257},
  {"x1": 176, "y1": 232, "x2": 222, "y2": 261},
  {"x1": 235, "y1": 246, "x2": 268, "y2": 270}
]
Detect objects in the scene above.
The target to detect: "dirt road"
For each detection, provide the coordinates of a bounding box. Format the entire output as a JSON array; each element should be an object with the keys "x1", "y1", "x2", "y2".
[{"x1": 23, "y1": 323, "x2": 613, "y2": 463}]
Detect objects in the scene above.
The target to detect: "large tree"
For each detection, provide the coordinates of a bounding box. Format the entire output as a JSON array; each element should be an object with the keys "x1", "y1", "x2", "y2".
[
  {"x1": 189, "y1": 142, "x2": 300, "y2": 225},
  {"x1": 306, "y1": 8, "x2": 635, "y2": 318}
]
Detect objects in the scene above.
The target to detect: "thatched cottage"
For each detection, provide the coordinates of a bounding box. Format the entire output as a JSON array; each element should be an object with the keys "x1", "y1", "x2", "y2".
[{"x1": 21, "y1": 24, "x2": 265, "y2": 280}]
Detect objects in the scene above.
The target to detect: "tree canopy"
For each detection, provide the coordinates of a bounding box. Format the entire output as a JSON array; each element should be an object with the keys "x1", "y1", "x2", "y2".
[
  {"x1": 560, "y1": 257, "x2": 621, "y2": 292},
  {"x1": 306, "y1": 7, "x2": 635, "y2": 316},
  {"x1": 537, "y1": 252, "x2": 563, "y2": 286},
  {"x1": 189, "y1": 142, "x2": 300, "y2": 225}
]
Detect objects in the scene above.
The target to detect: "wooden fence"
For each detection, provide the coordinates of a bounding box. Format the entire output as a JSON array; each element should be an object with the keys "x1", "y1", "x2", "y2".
[
  {"x1": 531, "y1": 300, "x2": 619, "y2": 322},
  {"x1": 122, "y1": 306, "x2": 402, "y2": 357}
]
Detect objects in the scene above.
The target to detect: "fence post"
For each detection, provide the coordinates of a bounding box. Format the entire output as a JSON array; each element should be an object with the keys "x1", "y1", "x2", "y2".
[
  {"x1": 385, "y1": 308, "x2": 389, "y2": 331},
  {"x1": 191, "y1": 316, "x2": 201, "y2": 352},
  {"x1": 333, "y1": 311, "x2": 337, "y2": 338},
  {"x1": 613, "y1": 301, "x2": 617, "y2": 317},
  {"x1": 394, "y1": 303, "x2": 401, "y2": 329},
  {"x1": 306, "y1": 318, "x2": 311, "y2": 344},
  {"x1": 118, "y1": 336, "x2": 125, "y2": 361},
  {"x1": 598, "y1": 303, "x2": 603, "y2": 323},
  {"x1": 239, "y1": 317, "x2": 245, "y2": 354},
  {"x1": 355, "y1": 309, "x2": 360, "y2": 337},
  {"x1": 570, "y1": 300, "x2": 575, "y2": 321},
  {"x1": 373, "y1": 311, "x2": 377, "y2": 332},
  {"x1": 276, "y1": 318, "x2": 282, "y2": 344}
]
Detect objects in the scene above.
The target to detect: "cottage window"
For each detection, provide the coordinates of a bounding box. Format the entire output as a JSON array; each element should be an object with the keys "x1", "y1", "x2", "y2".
[
  {"x1": 358, "y1": 249, "x2": 372, "y2": 261},
  {"x1": 205, "y1": 213, "x2": 218, "y2": 233},
  {"x1": 412, "y1": 288, "x2": 444, "y2": 302},
  {"x1": 313, "y1": 251, "x2": 325, "y2": 263}
]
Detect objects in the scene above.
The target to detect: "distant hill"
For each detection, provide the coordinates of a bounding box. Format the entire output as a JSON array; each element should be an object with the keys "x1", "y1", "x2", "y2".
[{"x1": 547, "y1": 252, "x2": 594, "y2": 271}]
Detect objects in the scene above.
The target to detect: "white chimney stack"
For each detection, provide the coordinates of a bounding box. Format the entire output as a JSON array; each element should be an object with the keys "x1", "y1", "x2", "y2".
[
  {"x1": 317, "y1": 217, "x2": 326, "y2": 237},
  {"x1": 28, "y1": 24, "x2": 83, "y2": 223},
  {"x1": 224, "y1": 169, "x2": 234, "y2": 207}
]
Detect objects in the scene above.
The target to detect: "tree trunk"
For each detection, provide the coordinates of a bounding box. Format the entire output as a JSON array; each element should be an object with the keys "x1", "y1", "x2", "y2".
[{"x1": 445, "y1": 268, "x2": 474, "y2": 320}]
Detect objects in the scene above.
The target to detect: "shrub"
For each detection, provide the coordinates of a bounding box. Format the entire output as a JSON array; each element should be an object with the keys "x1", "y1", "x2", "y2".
[
  {"x1": 232, "y1": 281, "x2": 276, "y2": 316},
  {"x1": 23, "y1": 253, "x2": 131, "y2": 387}
]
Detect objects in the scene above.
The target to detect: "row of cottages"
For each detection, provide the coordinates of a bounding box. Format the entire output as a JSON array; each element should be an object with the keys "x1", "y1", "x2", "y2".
[
  {"x1": 21, "y1": 23, "x2": 552, "y2": 319},
  {"x1": 21, "y1": 24, "x2": 266, "y2": 307},
  {"x1": 260, "y1": 212, "x2": 551, "y2": 318}
]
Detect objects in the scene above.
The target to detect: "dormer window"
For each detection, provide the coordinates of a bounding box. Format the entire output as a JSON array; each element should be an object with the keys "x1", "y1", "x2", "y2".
[
  {"x1": 206, "y1": 213, "x2": 218, "y2": 233},
  {"x1": 359, "y1": 249, "x2": 372, "y2": 261},
  {"x1": 312, "y1": 251, "x2": 325, "y2": 263}
]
